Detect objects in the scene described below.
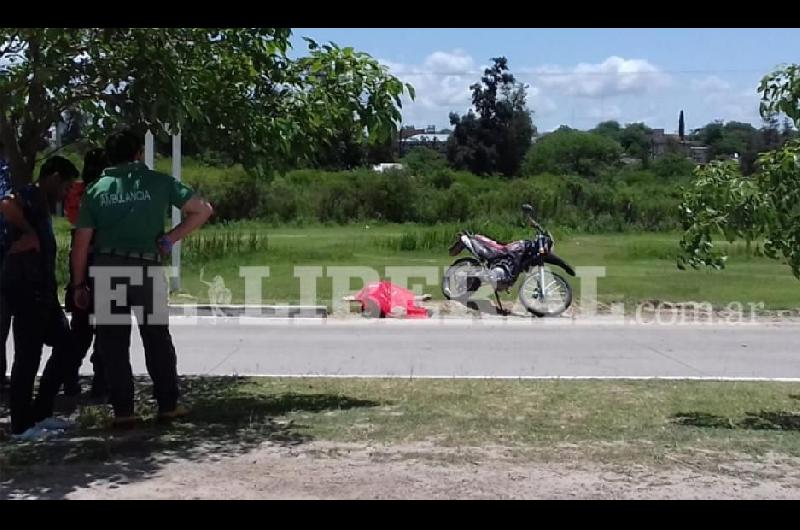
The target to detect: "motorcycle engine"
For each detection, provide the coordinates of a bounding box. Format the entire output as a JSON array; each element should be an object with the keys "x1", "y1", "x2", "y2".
[{"x1": 489, "y1": 257, "x2": 516, "y2": 291}]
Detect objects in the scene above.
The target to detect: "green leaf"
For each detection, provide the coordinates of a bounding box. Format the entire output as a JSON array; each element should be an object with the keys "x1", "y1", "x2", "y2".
[{"x1": 0, "y1": 27, "x2": 413, "y2": 183}]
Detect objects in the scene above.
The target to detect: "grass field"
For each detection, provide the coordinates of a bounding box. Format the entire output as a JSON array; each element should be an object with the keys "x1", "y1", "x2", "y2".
[
  {"x1": 3, "y1": 377, "x2": 800, "y2": 473},
  {"x1": 174, "y1": 224, "x2": 799, "y2": 311},
  {"x1": 51, "y1": 219, "x2": 800, "y2": 311}
]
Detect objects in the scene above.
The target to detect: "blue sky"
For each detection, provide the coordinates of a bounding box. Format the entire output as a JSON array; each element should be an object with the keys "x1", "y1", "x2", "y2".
[{"x1": 291, "y1": 28, "x2": 800, "y2": 132}]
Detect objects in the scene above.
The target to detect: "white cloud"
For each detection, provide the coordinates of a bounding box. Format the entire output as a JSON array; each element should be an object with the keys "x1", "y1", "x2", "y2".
[
  {"x1": 526, "y1": 85, "x2": 558, "y2": 116},
  {"x1": 587, "y1": 104, "x2": 622, "y2": 120},
  {"x1": 534, "y1": 56, "x2": 670, "y2": 98},
  {"x1": 423, "y1": 50, "x2": 476, "y2": 76},
  {"x1": 691, "y1": 75, "x2": 732, "y2": 92},
  {"x1": 383, "y1": 49, "x2": 555, "y2": 127},
  {"x1": 697, "y1": 86, "x2": 761, "y2": 124},
  {"x1": 717, "y1": 102, "x2": 761, "y2": 123},
  {"x1": 533, "y1": 97, "x2": 558, "y2": 116},
  {"x1": 381, "y1": 49, "x2": 476, "y2": 117}
]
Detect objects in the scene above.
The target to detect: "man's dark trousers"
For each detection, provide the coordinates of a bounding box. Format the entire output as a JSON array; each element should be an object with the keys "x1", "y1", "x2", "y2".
[{"x1": 92, "y1": 253, "x2": 178, "y2": 418}]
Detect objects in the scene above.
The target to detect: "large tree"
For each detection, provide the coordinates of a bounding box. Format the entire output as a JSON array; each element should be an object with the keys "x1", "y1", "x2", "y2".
[
  {"x1": 692, "y1": 120, "x2": 759, "y2": 157},
  {"x1": 0, "y1": 28, "x2": 413, "y2": 186},
  {"x1": 692, "y1": 119, "x2": 776, "y2": 174},
  {"x1": 523, "y1": 128, "x2": 622, "y2": 178},
  {"x1": 760, "y1": 113, "x2": 783, "y2": 152},
  {"x1": 618, "y1": 122, "x2": 653, "y2": 167},
  {"x1": 591, "y1": 120, "x2": 622, "y2": 143},
  {"x1": 447, "y1": 57, "x2": 534, "y2": 177},
  {"x1": 678, "y1": 64, "x2": 800, "y2": 276}
]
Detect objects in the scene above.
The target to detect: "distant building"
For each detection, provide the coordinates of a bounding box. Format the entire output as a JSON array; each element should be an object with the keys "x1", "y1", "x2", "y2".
[
  {"x1": 648, "y1": 128, "x2": 711, "y2": 165},
  {"x1": 649, "y1": 128, "x2": 685, "y2": 158},
  {"x1": 689, "y1": 146, "x2": 711, "y2": 165},
  {"x1": 621, "y1": 157, "x2": 642, "y2": 166},
  {"x1": 400, "y1": 127, "x2": 426, "y2": 140},
  {"x1": 401, "y1": 132, "x2": 451, "y2": 156},
  {"x1": 372, "y1": 163, "x2": 405, "y2": 173}
]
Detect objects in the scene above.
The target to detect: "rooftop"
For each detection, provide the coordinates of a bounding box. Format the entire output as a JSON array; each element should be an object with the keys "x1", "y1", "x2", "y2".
[{"x1": 405, "y1": 133, "x2": 451, "y2": 143}]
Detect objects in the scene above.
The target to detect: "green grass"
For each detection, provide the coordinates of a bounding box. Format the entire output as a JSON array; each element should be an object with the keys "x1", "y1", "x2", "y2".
[
  {"x1": 168, "y1": 223, "x2": 800, "y2": 311},
  {"x1": 51, "y1": 218, "x2": 800, "y2": 310},
  {"x1": 257, "y1": 378, "x2": 800, "y2": 461},
  {"x1": 3, "y1": 378, "x2": 800, "y2": 473}
]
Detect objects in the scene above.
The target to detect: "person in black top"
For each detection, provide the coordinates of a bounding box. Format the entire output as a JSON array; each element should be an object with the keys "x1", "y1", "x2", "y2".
[
  {"x1": 62, "y1": 148, "x2": 108, "y2": 399},
  {"x1": 0, "y1": 140, "x2": 13, "y2": 391},
  {"x1": 0, "y1": 156, "x2": 79, "y2": 436}
]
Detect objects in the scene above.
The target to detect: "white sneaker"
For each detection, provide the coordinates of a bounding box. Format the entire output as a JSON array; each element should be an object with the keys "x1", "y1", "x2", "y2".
[{"x1": 35, "y1": 417, "x2": 76, "y2": 431}]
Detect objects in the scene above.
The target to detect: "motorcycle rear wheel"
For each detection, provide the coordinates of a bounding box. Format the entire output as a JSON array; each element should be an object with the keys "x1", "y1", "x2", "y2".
[{"x1": 442, "y1": 258, "x2": 483, "y2": 301}]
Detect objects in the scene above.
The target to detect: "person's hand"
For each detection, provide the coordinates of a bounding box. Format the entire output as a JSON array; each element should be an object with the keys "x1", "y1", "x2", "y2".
[
  {"x1": 9, "y1": 232, "x2": 40, "y2": 254},
  {"x1": 73, "y1": 284, "x2": 90, "y2": 311},
  {"x1": 157, "y1": 234, "x2": 174, "y2": 257}
]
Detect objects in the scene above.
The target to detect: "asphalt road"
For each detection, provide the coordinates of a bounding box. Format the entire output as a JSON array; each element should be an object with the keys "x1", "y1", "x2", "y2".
[{"x1": 75, "y1": 317, "x2": 800, "y2": 380}]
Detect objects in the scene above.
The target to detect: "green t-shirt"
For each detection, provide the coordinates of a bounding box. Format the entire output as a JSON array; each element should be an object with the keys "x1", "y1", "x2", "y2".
[{"x1": 76, "y1": 161, "x2": 195, "y2": 253}]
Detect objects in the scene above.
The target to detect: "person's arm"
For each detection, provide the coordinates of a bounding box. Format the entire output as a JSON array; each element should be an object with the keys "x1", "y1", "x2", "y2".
[
  {"x1": 71, "y1": 191, "x2": 97, "y2": 310},
  {"x1": 71, "y1": 228, "x2": 94, "y2": 288},
  {"x1": 0, "y1": 195, "x2": 40, "y2": 254},
  {"x1": 160, "y1": 196, "x2": 213, "y2": 255},
  {"x1": 70, "y1": 228, "x2": 94, "y2": 310}
]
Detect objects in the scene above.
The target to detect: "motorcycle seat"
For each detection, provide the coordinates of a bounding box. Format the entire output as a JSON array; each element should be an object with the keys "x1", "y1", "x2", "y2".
[{"x1": 473, "y1": 234, "x2": 507, "y2": 251}]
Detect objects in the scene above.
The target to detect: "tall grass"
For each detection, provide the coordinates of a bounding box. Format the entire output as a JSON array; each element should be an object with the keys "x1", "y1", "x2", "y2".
[
  {"x1": 148, "y1": 156, "x2": 688, "y2": 232},
  {"x1": 182, "y1": 231, "x2": 270, "y2": 262},
  {"x1": 373, "y1": 221, "x2": 567, "y2": 252}
]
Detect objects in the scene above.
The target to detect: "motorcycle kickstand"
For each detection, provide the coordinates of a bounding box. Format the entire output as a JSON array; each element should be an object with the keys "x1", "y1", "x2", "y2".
[{"x1": 494, "y1": 292, "x2": 510, "y2": 316}]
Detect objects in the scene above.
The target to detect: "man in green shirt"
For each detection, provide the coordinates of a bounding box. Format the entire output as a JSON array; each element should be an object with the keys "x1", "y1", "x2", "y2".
[{"x1": 72, "y1": 129, "x2": 213, "y2": 427}]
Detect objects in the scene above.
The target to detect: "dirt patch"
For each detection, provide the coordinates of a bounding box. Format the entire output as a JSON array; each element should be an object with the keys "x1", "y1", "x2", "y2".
[
  {"x1": 333, "y1": 298, "x2": 800, "y2": 324},
  {"x1": 334, "y1": 299, "x2": 580, "y2": 320},
  {"x1": 4, "y1": 442, "x2": 800, "y2": 499}
]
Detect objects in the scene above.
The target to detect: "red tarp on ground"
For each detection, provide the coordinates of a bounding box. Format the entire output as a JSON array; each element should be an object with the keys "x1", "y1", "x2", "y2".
[{"x1": 353, "y1": 280, "x2": 430, "y2": 319}]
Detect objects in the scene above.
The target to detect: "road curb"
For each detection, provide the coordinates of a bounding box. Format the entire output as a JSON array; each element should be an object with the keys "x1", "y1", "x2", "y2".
[{"x1": 168, "y1": 304, "x2": 328, "y2": 318}]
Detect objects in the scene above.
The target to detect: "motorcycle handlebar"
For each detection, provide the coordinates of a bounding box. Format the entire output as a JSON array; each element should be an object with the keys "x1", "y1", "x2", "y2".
[
  {"x1": 526, "y1": 216, "x2": 546, "y2": 234},
  {"x1": 522, "y1": 205, "x2": 548, "y2": 235}
]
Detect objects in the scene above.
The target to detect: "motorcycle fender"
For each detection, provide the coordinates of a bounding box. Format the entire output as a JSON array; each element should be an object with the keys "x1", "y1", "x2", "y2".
[
  {"x1": 544, "y1": 253, "x2": 576, "y2": 276},
  {"x1": 448, "y1": 237, "x2": 466, "y2": 256},
  {"x1": 460, "y1": 234, "x2": 476, "y2": 255}
]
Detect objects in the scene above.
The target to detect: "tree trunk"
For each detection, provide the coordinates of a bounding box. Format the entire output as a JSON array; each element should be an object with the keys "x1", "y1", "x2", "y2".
[
  {"x1": 0, "y1": 123, "x2": 38, "y2": 188},
  {"x1": 0, "y1": 33, "x2": 47, "y2": 188},
  {"x1": 0, "y1": 117, "x2": 36, "y2": 188}
]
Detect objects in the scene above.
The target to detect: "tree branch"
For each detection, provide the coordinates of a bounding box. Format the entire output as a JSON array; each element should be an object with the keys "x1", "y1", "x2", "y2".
[{"x1": 35, "y1": 136, "x2": 84, "y2": 163}]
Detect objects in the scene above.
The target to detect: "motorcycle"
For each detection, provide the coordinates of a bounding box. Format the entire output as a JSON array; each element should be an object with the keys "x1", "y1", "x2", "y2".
[{"x1": 442, "y1": 204, "x2": 576, "y2": 317}]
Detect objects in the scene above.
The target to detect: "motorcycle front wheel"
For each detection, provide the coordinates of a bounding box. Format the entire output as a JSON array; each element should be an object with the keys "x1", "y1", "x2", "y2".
[{"x1": 518, "y1": 268, "x2": 572, "y2": 317}]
